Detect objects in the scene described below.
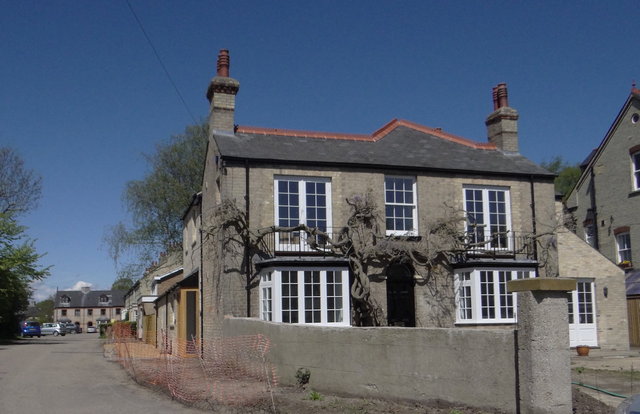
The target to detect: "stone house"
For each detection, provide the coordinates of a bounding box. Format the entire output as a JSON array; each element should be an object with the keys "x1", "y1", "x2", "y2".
[
  {"x1": 123, "y1": 249, "x2": 183, "y2": 345},
  {"x1": 54, "y1": 287, "x2": 124, "y2": 332},
  {"x1": 565, "y1": 86, "x2": 640, "y2": 346},
  {"x1": 199, "y1": 50, "x2": 563, "y2": 340}
]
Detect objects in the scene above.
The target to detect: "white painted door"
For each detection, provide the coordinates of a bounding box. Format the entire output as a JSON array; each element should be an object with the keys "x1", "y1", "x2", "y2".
[{"x1": 568, "y1": 280, "x2": 598, "y2": 347}]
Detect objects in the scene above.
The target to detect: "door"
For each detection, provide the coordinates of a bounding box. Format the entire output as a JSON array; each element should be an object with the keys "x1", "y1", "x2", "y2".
[
  {"x1": 178, "y1": 288, "x2": 199, "y2": 355},
  {"x1": 568, "y1": 280, "x2": 598, "y2": 347},
  {"x1": 386, "y1": 265, "x2": 416, "y2": 327}
]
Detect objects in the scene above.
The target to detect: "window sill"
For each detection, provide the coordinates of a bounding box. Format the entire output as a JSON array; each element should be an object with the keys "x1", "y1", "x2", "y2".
[
  {"x1": 629, "y1": 190, "x2": 640, "y2": 198},
  {"x1": 455, "y1": 320, "x2": 516, "y2": 326}
]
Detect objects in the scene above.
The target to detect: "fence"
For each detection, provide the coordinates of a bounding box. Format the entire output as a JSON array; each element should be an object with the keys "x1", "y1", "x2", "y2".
[{"x1": 106, "y1": 323, "x2": 278, "y2": 410}]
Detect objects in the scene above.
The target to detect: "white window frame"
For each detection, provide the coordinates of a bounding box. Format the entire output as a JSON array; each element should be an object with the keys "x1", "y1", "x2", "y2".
[
  {"x1": 463, "y1": 186, "x2": 512, "y2": 250},
  {"x1": 454, "y1": 268, "x2": 534, "y2": 324},
  {"x1": 616, "y1": 231, "x2": 632, "y2": 264},
  {"x1": 260, "y1": 272, "x2": 273, "y2": 322},
  {"x1": 274, "y1": 176, "x2": 332, "y2": 250},
  {"x1": 632, "y1": 151, "x2": 640, "y2": 191},
  {"x1": 258, "y1": 267, "x2": 350, "y2": 326},
  {"x1": 384, "y1": 176, "x2": 418, "y2": 236}
]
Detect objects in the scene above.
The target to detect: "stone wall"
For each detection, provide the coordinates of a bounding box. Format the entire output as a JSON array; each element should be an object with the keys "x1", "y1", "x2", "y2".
[{"x1": 557, "y1": 226, "x2": 629, "y2": 350}]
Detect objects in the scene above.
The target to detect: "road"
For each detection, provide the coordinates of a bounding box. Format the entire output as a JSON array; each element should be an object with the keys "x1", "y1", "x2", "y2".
[{"x1": 0, "y1": 333, "x2": 205, "y2": 413}]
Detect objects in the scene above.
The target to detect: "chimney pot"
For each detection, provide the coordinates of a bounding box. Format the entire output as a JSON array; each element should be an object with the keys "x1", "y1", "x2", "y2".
[
  {"x1": 496, "y1": 83, "x2": 509, "y2": 108},
  {"x1": 217, "y1": 49, "x2": 230, "y2": 77},
  {"x1": 492, "y1": 87, "x2": 499, "y2": 110}
]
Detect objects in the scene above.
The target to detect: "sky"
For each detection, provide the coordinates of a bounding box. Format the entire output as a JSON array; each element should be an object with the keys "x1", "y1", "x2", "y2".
[{"x1": 2, "y1": 1, "x2": 639, "y2": 301}]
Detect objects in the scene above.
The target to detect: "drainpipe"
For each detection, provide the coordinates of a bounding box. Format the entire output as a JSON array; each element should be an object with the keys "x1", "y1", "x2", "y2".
[
  {"x1": 529, "y1": 176, "x2": 539, "y2": 278},
  {"x1": 589, "y1": 169, "x2": 599, "y2": 250},
  {"x1": 245, "y1": 159, "x2": 251, "y2": 317},
  {"x1": 199, "y1": 225, "x2": 204, "y2": 350}
]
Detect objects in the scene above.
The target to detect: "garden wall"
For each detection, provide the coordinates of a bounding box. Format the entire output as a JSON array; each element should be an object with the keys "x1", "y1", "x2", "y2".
[{"x1": 223, "y1": 318, "x2": 517, "y2": 413}]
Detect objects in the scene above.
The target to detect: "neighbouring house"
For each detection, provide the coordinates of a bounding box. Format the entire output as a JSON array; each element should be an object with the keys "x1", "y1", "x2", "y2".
[
  {"x1": 123, "y1": 249, "x2": 183, "y2": 346},
  {"x1": 153, "y1": 192, "x2": 202, "y2": 355},
  {"x1": 564, "y1": 86, "x2": 640, "y2": 346},
  {"x1": 53, "y1": 287, "x2": 125, "y2": 332},
  {"x1": 200, "y1": 50, "x2": 560, "y2": 337}
]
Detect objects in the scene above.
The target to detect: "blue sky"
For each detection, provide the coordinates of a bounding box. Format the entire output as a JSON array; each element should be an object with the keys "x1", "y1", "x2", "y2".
[{"x1": 1, "y1": 1, "x2": 638, "y2": 301}]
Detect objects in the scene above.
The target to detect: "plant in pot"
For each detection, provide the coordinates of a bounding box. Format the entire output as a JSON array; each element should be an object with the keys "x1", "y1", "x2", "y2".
[{"x1": 576, "y1": 345, "x2": 590, "y2": 356}]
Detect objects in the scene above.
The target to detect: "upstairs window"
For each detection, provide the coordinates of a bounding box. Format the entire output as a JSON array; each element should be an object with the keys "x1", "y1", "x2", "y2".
[
  {"x1": 616, "y1": 230, "x2": 632, "y2": 265},
  {"x1": 464, "y1": 186, "x2": 511, "y2": 249},
  {"x1": 274, "y1": 176, "x2": 331, "y2": 249},
  {"x1": 60, "y1": 295, "x2": 70, "y2": 304},
  {"x1": 100, "y1": 309, "x2": 106, "y2": 316},
  {"x1": 99, "y1": 294, "x2": 109, "y2": 304},
  {"x1": 633, "y1": 150, "x2": 640, "y2": 191},
  {"x1": 385, "y1": 176, "x2": 417, "y2": 236},
  {"x1": 583, "y1": 221, "x2": 595, "y2": 247},
  {"x1": 87, "y1": 309, "x2": 93, "y2": 316}
]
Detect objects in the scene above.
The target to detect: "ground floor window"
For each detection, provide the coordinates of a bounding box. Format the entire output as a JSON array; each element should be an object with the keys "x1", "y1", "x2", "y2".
[
  {"x1": 259, "y1": 267, "x2": 350, "y2": 326},
  {"x1": 455, "y1": 267, "x2": 534, "y2": 324}
]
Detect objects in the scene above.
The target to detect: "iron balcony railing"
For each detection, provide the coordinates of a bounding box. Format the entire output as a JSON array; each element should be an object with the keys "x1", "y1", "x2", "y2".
[{"x1": 258, "y1": 227, "x2": 537, "y2": 261}]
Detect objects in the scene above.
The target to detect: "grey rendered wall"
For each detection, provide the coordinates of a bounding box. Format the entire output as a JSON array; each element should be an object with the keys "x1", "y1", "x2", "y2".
[
  {"x1": 223, "y1": 317, "x2": 517, "y2": 413},
  {"x1": 569, "y1": 98, "x2": 640, "y2": 267}
]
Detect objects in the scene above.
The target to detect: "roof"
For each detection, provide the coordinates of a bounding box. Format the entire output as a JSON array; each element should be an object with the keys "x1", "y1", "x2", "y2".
[
  {"x1": 215, "y1": 119, "x2": 553, "y2": 178},
  {"x1": 626, "y1": 270, "x2": 640, "y2": 296},
  {"x1": 568, "y1": 88, "x2": 640, "y2": 196},
  {"x1": 55, "y1": 289, "x2": 126, "y2": 308}
]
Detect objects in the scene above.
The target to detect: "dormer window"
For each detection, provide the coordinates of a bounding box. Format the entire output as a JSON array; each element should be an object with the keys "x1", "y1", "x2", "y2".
[
  {"x1": 99, "y1": 294, "x2": 109, "y2": 304},
  {"x1": 60, "y1": 295, "x2": 71, "y2": 306}
]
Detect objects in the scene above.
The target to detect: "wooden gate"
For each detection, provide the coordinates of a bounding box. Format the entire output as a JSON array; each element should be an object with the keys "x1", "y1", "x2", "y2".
[{"x1": 627, "y1": 297, "x2": 640, "y2": 346}]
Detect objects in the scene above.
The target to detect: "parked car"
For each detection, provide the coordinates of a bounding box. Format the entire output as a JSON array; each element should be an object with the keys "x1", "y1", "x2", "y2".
[
  {"x1": 20, "y1": 321, "x2": 41, "y2": 338},
  {"x1": 86, "y1": 326, "x2": 97, "y2": 333},
  {"x1": 41, "y1": 322, "x2": 66, "y2": 336},
  {"x1": 64, "y1": 323, "x2": 78, "y2": 334}
]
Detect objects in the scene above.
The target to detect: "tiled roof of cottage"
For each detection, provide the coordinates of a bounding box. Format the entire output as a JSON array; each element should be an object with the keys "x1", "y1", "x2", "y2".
[
  {"x1": 214, "y1": 119, "x2": 553, "y2": 178},
  {"x1": 54, "y1": 289, "x2": 126, "y2": 308}
]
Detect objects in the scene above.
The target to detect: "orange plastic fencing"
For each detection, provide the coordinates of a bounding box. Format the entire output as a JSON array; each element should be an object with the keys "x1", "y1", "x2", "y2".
[{"x1": 106, "y1": 324, "x2": 278, "y2": 411}]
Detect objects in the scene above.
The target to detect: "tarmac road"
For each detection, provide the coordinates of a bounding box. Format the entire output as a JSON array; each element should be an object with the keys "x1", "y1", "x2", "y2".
[{"x1": 0, "y1": 333, "x2": 204, "y2": 414}]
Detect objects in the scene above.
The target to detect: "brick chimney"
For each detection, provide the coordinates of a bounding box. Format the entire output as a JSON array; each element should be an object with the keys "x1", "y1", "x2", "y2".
[
  {"x1": 206, "y1": 49, "x2": 240, "y2": 132},
  {"x1": 485, "y1": 83, "x2": 519, "y2": 153}
]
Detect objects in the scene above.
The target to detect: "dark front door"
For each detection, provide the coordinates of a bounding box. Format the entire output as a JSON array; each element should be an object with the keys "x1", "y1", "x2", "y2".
[{"x1": 386, "y1": 265, "x2": 416, "y2": 327}]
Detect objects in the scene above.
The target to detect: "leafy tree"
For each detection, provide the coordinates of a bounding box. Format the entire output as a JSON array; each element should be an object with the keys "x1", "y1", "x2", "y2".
[
  {"x1": 0, "y1": 213, "x2": 49, "y2": 337},
  {"x1": 111, "y1": 276, "x2": 134, "y2": 291},
  {"x1": 0, "y1": 147, "x2": 48, "y2": 338},
  {"x1": 33, "y1": 297, "x2": 54, "y2": 323},
  {"x1": 541, "y1": 156, "x2": 581, "y2": 197},
  {"x1": 105, "y1": 123, "x2": 208, "y2": 276}
]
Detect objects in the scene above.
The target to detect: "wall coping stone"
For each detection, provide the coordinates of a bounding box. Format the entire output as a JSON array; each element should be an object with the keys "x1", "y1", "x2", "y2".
[{"x1": 508, "y1": 277, "x2": 576, "y2": 293}]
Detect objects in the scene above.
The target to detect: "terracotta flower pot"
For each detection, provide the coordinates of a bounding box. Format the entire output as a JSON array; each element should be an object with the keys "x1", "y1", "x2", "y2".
[{"x1": 576, "y1": 346, "x2": 590, "y2": 356}]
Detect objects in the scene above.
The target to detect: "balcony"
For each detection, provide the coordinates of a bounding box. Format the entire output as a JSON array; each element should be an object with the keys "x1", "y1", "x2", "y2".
[
  {"x1": 453, "y1": 231, "x2": 536, "y2": 263},
  {"x1": 258, "y1": 227, "x2": 537, "y2": 262},
  {"x1": 259, "y1": 228, "x2": 339, "y2": 258}
]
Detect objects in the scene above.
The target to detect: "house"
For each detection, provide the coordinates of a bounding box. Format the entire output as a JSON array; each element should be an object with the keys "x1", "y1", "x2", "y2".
[
  {"x1": 53, "y1": 287, "x2": 125, "y2": 332},
  {"x1": 154, "y1": 192, "x2": 202, "y2": 354},
  {"x1": 564, "y1": 86, "x2": 640, "y2": 346},
  {"x1": 199, "y1": 50, "x2": 561, "y2": 339},
  {"x1": 123, "y1": 249, "x2": 183, "y2": 345}
]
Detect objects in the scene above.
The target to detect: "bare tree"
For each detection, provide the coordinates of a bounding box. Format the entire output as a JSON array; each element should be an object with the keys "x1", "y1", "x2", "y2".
[
  {"x1": 0, "y1": 147, "x2": 42, "y2": 215},
  {"x1": 205, "y1": 189, "x2": 560, "y2": 326}
]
